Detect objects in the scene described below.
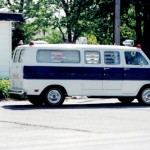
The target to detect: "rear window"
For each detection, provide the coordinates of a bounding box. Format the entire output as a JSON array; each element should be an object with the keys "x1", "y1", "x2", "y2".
[
  {"x1": 13, "y1": 49, "x2": 25, "y2": 63},
  {"x1": 13, "y1": 49, "x2": 20, "y2": 63},
  {"x1": 18, "y1": 49, "x2": 25, "y2": 63},
  {"x1": 36, "y1": 49, "x2": 80, "y2": 63}
]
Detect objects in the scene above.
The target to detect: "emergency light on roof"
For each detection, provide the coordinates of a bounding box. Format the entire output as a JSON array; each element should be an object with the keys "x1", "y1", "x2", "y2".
[
  {"x1": 123, "y1": 39, "x2": 134, "y2": 47},
  {"x1": 136, "y1": 44, "x2": 142, "y2": 49},
  {"x1": 29, "y1": 41, "x2": 48, "y2": 46}
]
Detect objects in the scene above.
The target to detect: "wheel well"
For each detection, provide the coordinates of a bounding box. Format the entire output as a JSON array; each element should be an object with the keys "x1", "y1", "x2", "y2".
[
  {"x1": 41, "y1": 85, "x2": 68, "y2": 97},
  {"x1": 137, "y1": 84, "x2": 150, "y2": 96}
]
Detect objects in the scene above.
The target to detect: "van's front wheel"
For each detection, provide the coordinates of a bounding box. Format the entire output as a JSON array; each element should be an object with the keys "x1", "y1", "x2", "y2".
[
  {"x1": 138, "y1": 88, "x2": 150, "y2": 105},
  {"x1": 44, "y1": 88, "x2": 65, "y2": 106}
]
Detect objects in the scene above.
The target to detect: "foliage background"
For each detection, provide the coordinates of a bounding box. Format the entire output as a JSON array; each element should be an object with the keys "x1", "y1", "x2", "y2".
[
  {"x1": 0, "y1": 79, "x2": 10, "y2": 98},
  {"x1": 0, "y1": 0, "x2": 149, "y2": 56}
]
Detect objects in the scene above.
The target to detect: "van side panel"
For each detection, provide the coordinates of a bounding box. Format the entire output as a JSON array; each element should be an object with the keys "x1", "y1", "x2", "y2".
[
  {"x1": 23, "y1": 80, "x2": 82, "y2": 96},
  {"x1": 124, "y1": 68, "x2": 150, "y2": 80},
  {"x1": 23, "y1": 66, "x2": 84, "y2": 95},
  {"x1": 23, "y1": 66, "x2": 83, "y2": 80},
  {"x1": 123, "y1": 68, "x2": 150, "y2": 95},
  {"x1": 23, "y1": 65, "x2": 150, "y2": 96}
]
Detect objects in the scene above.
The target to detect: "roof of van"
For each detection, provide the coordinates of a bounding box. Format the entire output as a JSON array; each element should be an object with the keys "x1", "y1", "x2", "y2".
[{"x1": 17, "y1": 43, "x2": 140, "y2": 51}]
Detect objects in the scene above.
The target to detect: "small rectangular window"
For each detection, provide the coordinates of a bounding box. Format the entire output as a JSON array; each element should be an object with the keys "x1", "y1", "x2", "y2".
[
  {"x1": 18, "y1": 49, "x2": 25, "y2": 63},
  {"x1": 85, "y1": 51, "x2": 100, "y2": 64},
  {"x1": 37, "y1": 49, "x2": 80, "y2": 63},
  {"x1": 104, "y1": 51, "x2": 120, "y2": 65},
  {"x1": 13, "y1": 49, "x2": 20, "y2": 63},
  {"x1": 124, "y1": 51, "x2": 148, "y2": 65}
]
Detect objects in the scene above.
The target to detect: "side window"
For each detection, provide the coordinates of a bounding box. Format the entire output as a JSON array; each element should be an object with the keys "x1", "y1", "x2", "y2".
[
  {"x1": 37, "y1": 50, "x2": 80, "y2": 63},
  {"x1": 104, "y1": 51, "x2": 120, "y2": 65},
  {"x1": 13, "y1": 49, "x2": 20, "y2": 63},
  {"x1": 124, "y1": 51, "x2": 148, "y2": 65},
  {"x1": 85, "y1": 51, "x2": 101, "y2": 64},
  {"x1": 18, "y1": 49, "x2": 25, "y2": 63}
]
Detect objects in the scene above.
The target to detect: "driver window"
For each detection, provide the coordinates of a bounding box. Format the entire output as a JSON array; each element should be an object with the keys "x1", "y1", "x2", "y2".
[{"x1": 124, "y1": 51, "x2": 148, "y2": 65}]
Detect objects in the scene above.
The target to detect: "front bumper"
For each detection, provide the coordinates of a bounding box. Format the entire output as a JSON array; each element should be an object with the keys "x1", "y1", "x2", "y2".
[{"x1": 8, "y1": 87, "x2": 27, "y2": 95}]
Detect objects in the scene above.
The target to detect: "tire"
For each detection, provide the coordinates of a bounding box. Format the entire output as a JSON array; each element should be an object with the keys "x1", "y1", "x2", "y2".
[
  {"x1": 28, "y1": 95, "x2": 44, "y2": 106},
  {"x1": 44, "y1": 87, "x2": 65, "y2": 106},
  {"x1": 118, "y1": 97, "x2": 134, "y2": 104},
  {"x1": 138, "y1": 88, "x2": 150, "y2": 105}
]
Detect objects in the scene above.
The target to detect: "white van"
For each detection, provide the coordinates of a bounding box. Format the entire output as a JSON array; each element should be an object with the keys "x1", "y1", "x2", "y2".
[{"x1": 9, "y1": 42, "x2": 150, "y2": 106}]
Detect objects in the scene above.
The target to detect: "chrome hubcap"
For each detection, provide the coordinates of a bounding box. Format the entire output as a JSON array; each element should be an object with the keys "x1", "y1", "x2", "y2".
[
  {"x1": 47, "y1": 90, "x2": 61, "y2": 104},
  {"x1": 142, "y1": 89, "x2": 150, "y2": 104}
]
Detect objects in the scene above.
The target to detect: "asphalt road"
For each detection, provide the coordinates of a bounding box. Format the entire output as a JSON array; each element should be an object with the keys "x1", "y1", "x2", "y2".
[{"x1": 0, "y1": 98, "x2": 150, "y2": 150}]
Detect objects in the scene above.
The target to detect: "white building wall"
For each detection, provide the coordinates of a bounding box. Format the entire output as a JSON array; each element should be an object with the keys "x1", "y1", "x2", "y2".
[{"x1": 0, "y1": 21, "x2": 12, "y2": 78}]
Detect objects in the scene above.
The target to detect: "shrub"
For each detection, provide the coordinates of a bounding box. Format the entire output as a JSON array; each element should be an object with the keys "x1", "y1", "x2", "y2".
[{"x1": 0, "y1": 79, "x2": 10, "y2": 99}]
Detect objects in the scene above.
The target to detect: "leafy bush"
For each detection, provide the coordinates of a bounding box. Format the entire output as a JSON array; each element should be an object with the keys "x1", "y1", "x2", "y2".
[{"x1": 0, "y1": 79, "x2": 10, "y2": 99}]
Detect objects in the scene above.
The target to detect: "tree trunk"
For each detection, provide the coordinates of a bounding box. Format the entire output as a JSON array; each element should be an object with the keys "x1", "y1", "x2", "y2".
[
  {"x1": 142, "y1": 0, "x2": 150, "y2": 58},
  {"x1": 67, "y1": 26, "x2": 72, "y2": 43},
  {"x1": 135, "y1": 1, "x2": 142, "y2": 45}
]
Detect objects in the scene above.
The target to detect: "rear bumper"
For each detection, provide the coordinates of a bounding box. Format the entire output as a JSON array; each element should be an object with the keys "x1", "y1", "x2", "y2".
[{"x1": 8, "y1": 87, "x2": 27, "y2": 95}]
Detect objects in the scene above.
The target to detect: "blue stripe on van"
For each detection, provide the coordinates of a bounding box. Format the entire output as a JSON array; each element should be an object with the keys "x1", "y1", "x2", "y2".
[{"x1": 23, "y1": 66, "x2": 150, "y2": 80}]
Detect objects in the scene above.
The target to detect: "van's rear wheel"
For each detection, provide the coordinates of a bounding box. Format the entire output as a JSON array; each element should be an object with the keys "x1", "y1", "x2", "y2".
[
  {"x1": 44, "y1": 88, "x2": 65, "y2": 106},
  {"x1": 118, "y1": 97, "x2": 134, "y2": 104},
  {"x1": 138, "y1": 88, "x2": 150, "y2": 105},
  {"x1": 28, "y1": 95, "x2": 44, "y2": 106}
]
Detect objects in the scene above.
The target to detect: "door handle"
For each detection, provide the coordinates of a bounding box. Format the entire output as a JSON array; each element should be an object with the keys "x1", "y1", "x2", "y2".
[
  {"x1": 104, "y1": 68, "x2": 110, "y2": 70},
  {"x1": 124, "y1": 68, "x2": 130, "y2": 71}
]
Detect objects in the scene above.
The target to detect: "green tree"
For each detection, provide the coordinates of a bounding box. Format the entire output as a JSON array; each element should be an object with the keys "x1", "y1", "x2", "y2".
[
  {"x1": 1, "y1": 0, "x2": 149, "y2": 52},
  {"x1": 121, "y1": 0, "x2": 150, "y2": 57},
  {"x1": 84, "y1": 34, "x2": 98, "y2": 44},
  {"x1": 90, "y1": 0, "x2": 114, "y2": 44},
  {"x1": 48, "y1": 0, "x2": 95, "y2": 43},
  {"x1": 42, "y1": 0, "x2": 114, "y2": 44},
  {"x1": 0, "y1": 0, "x2": 115, "y2": 45},
  {"x1": 120, "y1": 4, "x2": 136, "y2": 43},
  {"x1": 0, "y1": 0, "x2": 52, "y2": 49},
  {"x1": 37, "y1": 29, "x2": 63, "y2": 44}
]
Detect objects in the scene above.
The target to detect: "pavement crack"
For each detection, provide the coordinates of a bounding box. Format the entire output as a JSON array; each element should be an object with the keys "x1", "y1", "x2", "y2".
[{"x1": 0, "y1": 120, "x2": 91, "y2": 133}]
